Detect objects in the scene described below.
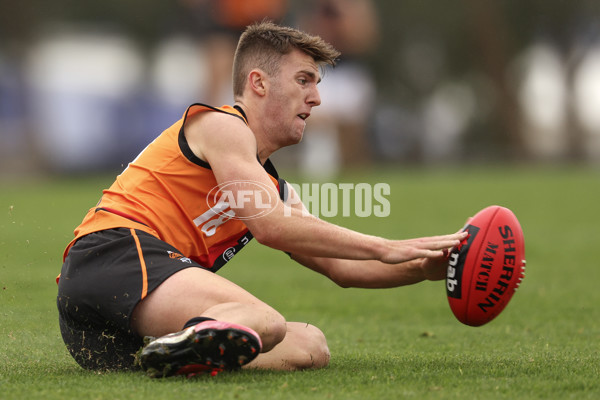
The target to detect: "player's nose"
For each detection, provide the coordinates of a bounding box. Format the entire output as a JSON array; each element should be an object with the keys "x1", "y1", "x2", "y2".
[{"x1": 308, "y1": 86, "x2": 321, "y2": 107}]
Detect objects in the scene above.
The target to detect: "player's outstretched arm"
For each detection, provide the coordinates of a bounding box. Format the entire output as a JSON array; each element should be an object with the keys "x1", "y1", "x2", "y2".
[
  {"x1": 280, "y1": 184, "x2": 461, "y2": 288},
  {"x1": 290, "y1": 236, "x2": 460, "y2": 289},
  {"x1": 186, "y1": 112, "x2": 465, "y2": 265}
]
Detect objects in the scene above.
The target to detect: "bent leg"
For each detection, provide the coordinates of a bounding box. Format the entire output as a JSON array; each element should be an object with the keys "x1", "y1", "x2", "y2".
[
  {"x1": 246, "y1": 322, "x2": 330, "y2": 370},
  {"x1": 130, "y1": 267, "x2": 287, "y2": 352}
]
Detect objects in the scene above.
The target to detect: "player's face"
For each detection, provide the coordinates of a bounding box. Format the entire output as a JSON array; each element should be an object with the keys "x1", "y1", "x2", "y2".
[{"x1": 265, "y1": 49, "x2": 322, "y2": 146}]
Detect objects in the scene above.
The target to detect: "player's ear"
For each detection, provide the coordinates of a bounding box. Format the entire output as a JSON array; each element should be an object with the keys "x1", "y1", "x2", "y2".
[{"x1": 248, "y1": 69, "x2": 267, "y2": 96}]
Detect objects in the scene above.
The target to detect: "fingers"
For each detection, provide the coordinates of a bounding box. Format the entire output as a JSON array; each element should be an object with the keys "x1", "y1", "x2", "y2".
[
  {"x1": 382, "y1": 231, "x2": 469, "y2": 264},
  {"x1": 428, "y1": 231, "x2": 469, "y2": 242},
  {"x1": 417, "y1": 231, "x2": 468, "y2": 241},
  {"x1": 419, "y1": 249, "x2": 448, "y2": 259},
  {"x1": 406, "y1": 231, "x2": 469, "y2": 260},
  {"x1": 411, "y1": 231, "x2": 468, "y2": 251}
]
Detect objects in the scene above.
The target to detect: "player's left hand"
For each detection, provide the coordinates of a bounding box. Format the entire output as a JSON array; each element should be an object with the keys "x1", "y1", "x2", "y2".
[
  {"x1": 420, "y1": 225, "x2": 469, "y2": 281},
  {"x1": 419, "y1": 251, "x2": 450, "y2": 281}
]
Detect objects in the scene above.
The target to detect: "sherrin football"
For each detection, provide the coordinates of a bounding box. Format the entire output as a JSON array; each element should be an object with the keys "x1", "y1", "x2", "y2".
[{"x1": 446, "y1": 205, "x2": 526, "y2": 327}]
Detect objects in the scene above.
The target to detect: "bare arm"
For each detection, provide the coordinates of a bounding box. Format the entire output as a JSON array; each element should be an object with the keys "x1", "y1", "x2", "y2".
[
  {"x1": 290, "y1": 253, "x2": 448, "y2": 289},
  {"x1": 282, "y1": 183, "x2": 451, "y2": 288},
  {"x1": 186, "y1": 112, "x2": 465, "y2": 265}
]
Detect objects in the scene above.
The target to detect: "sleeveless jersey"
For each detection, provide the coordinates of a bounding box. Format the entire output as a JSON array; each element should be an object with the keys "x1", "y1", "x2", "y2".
[{"x1": 63, "y1": 103, "x2": 285, "y2": 272}]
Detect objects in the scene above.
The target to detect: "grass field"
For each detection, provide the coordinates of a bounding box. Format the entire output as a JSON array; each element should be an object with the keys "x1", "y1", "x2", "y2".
[{"x1": 1, "y1": 165, "x2": 599, "y2": 399}]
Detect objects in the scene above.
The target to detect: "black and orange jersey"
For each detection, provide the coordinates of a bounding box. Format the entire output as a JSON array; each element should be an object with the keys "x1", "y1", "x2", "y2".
[{"x1": 64, "y1": 103, "x2": 285, "y2": 272}]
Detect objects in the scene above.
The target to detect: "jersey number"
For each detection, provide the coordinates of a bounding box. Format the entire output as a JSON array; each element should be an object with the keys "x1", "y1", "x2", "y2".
[{"x1": 193, "y1": 201, "x2": 235, "y2": 237}]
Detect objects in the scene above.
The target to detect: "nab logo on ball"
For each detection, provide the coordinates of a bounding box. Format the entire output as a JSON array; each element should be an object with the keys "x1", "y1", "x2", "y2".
[
  {"x1": 446, "y1": 205, "x2": 526, "y2": 327},
  {"x1": 446, "y1": 224, "x2": 480, "y2": 299}
]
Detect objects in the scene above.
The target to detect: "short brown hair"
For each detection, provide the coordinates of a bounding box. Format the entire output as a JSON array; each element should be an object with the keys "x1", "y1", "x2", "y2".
[{"x1": 232, "y1": 21, "x2": 340, "y2": 98}]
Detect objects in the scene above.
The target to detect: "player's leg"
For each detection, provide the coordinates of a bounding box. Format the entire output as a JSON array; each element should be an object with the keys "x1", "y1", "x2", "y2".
[
  {"x1": 131, "y1": 266, "x2": 298, "y2": 376},
  {"x1": 58, "y1": 228, "x2": 284, "y2": 373},
  {"x1": 245, "y1": 321, "x2": 330, "y2": 370},
  {"x1": 132, "y1": 269, "x2": 332, "y2": 375},
  {"x1": 130, "y1": 267, "x2": 287, "y2": 352}
]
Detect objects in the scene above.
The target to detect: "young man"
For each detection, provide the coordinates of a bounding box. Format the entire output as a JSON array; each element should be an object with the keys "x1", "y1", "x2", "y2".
[{"x1": 57, "y1": 21, "x2": 467, "y2": 377}]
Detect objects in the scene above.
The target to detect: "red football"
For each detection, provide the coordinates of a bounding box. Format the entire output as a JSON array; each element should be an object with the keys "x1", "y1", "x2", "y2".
[{"x1": 446, "y1": 205, "x2": 526, "y2": 327}]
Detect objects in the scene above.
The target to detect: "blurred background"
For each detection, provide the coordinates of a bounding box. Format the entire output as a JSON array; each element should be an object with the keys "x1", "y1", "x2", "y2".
[{"x1": 2, "y1": 0, "x2": 600, "y2": 178}]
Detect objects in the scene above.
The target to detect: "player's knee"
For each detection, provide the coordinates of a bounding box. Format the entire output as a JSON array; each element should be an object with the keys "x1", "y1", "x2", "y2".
[
  {"x1": 294, "y1": 324, "x2": 330, "y2": 369},
  {"x1": 257, "y1": 308, "x2": 287, "y2": 352}
]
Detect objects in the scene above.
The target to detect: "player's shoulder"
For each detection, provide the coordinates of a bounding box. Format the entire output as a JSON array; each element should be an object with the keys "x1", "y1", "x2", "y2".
[
  {"x1": 187, "y1": 105, "x2": 250, "y2": 137},
  {"x1": 184, "y1": 105, "x2": 256, "y2": 160}
]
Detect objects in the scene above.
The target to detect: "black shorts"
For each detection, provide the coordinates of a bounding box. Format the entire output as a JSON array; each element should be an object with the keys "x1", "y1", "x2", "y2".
[{"x1": 57, "y1": 228, "x2": 211, "y2": 371}]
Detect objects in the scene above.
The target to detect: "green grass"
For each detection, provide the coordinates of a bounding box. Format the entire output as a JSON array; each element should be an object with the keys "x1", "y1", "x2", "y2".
[{"x1": 1, "y1": 165, "x2": 599, "y2": 399}]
